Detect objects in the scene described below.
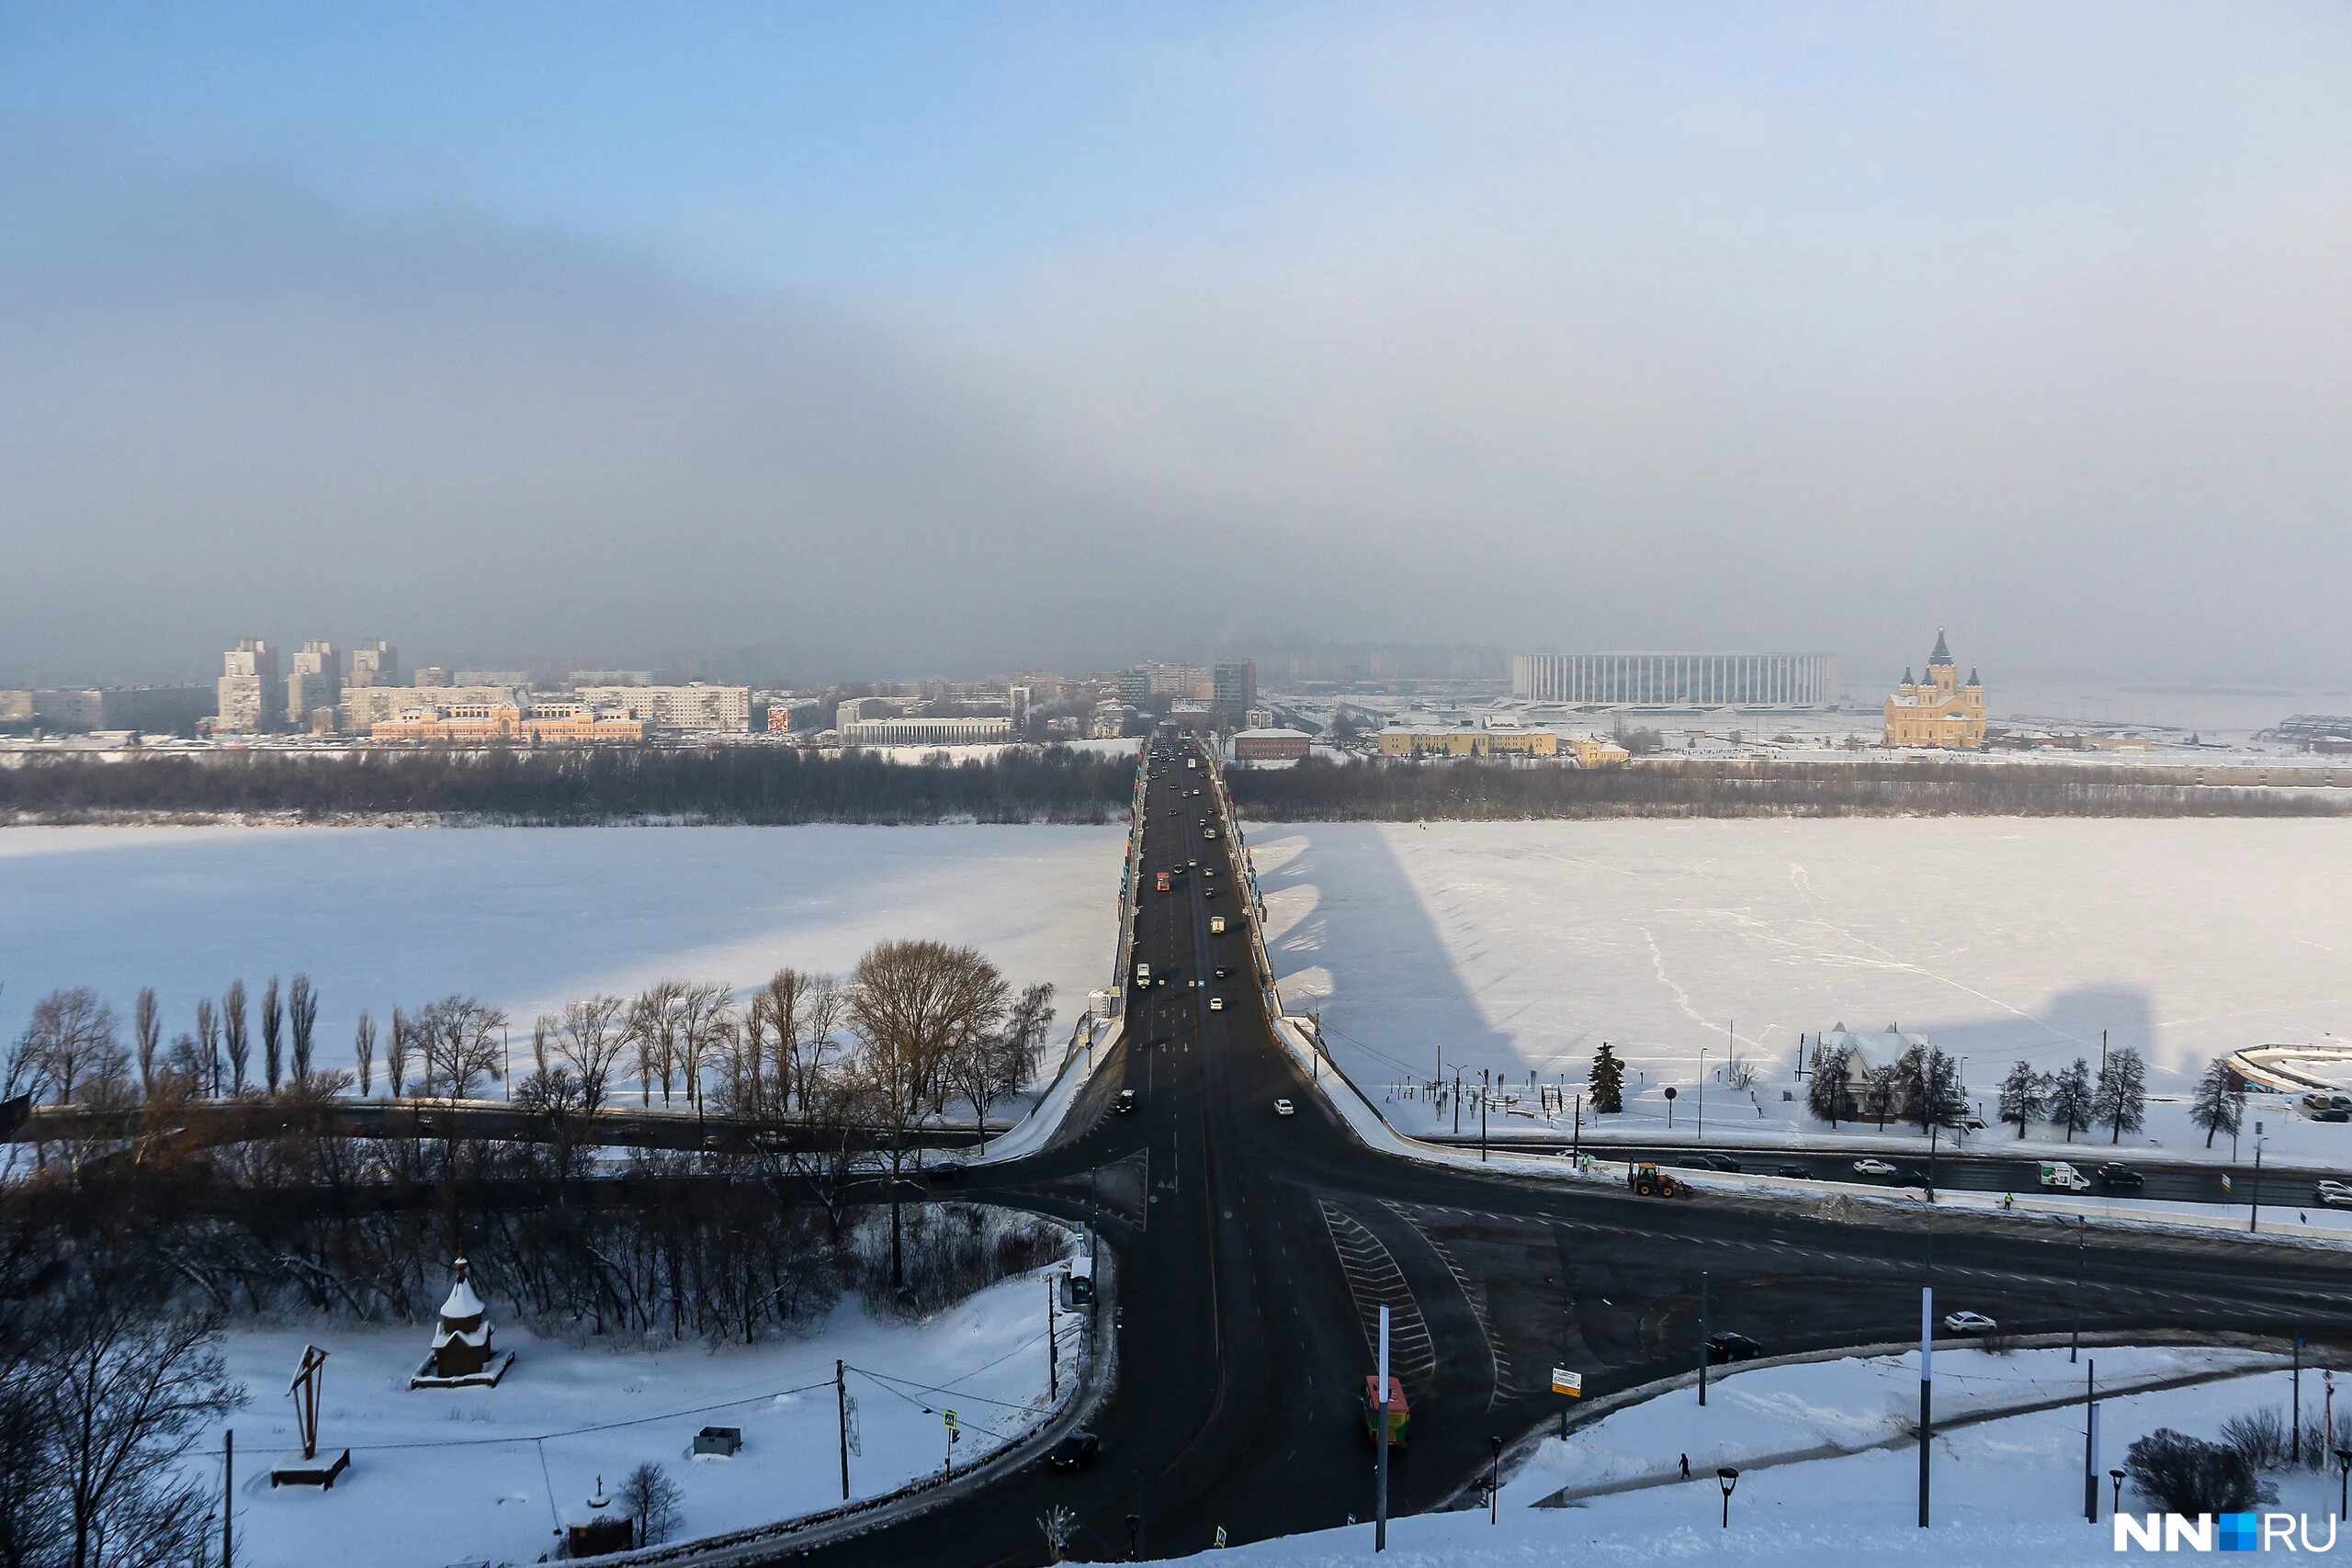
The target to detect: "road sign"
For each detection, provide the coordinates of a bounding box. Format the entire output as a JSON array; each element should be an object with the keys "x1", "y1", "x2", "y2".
[
  {"x1": 1214, "y1": 1526, "x2": 1227, "y2": 1548},
  {"x1": 1551, "y1": 1367, "x2": 1583, "y2": 1398},
  {"x1": 944, "y1": 1408, "x2": 959, "y2": 1439}
]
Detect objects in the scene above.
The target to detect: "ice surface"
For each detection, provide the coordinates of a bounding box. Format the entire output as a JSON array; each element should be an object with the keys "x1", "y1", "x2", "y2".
[{"x1": 0, "y1": 824, "x2": 1125, "y2": 1089}]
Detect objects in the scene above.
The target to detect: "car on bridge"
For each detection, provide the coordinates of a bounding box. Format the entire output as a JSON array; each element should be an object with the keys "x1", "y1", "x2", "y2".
[
  {"x1": 1114, "y1": 1089, "x2": 1136, "y2": 1115},
  {"x1": 1274, "y1": 1099, "x2": 1294, "y2": 1116},
  {"x1": 1208, "y1": 997, "x2": 1225, "y2": 1011},
  {"x1": 1156, "y1": 871, "x2": 1170, "y2": 893}
]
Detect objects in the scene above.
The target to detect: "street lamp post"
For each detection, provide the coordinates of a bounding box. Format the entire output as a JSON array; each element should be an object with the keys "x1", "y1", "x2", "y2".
[
  {"x1": 2109, "y1": 1469, "x2": 2126, "y2": 1517},
  {"x1": 2335, "y1": 1447, "x2": 2351, "y2": 1522},
  {"x1": 1488, "y1": 1436, "x2": 1503, "y2": 1524},
  {"x1": 2250, "y1": 1125, "x2": 2267, "y2": 1233},
  {"x1": 1698, "y1": 1047, "x2": 1709, "y2": 1143},
  {"x1": 1717, "y1": 1467, "x2": 1740, "y2": 1529}
]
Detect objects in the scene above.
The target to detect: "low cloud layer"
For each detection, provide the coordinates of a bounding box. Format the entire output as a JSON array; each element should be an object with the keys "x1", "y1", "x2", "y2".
[{"x1": 4, "y1": 6, "x2": 2349, "y2": 687}]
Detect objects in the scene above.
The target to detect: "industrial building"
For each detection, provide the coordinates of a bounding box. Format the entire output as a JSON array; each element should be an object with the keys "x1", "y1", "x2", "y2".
[
  {"x1": 1511, "y1": 651, "x2": 1838, "y2": 707},
  {"x1": 840, "y1": 716, "x2": 1013, "y2": 746},
  {"x1": 1377, "y1": 725, "x2": 1559, "y2": 758}
]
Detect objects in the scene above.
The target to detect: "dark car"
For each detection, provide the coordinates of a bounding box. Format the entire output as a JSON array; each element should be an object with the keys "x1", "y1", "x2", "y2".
[
  {"x1": 1205, "y1": 886, "x2": 1223, "y2": 899},
  {"x1": 2316, "y1": 1109, "x2": 2351, "y2": 1124},
  {"x1": 1672, "y1": 1154, "x2": 1738, "y2": 1173},
  {"x1": 930, "y1": 1160, "x2": 965, "y2": 1182},
  {"x1": 1775, "y1": 1165, "x2": 1811, "y2": 1179},
  {"x1": 2097, "y1": 1163, "x2": 2144, "y2": 1190},
  {"x1": 1046, "y1": 1432, "x2": 1100, "y2": 1471},
  {"x1": 1705, "y1": 1333, "x2": 1763, "y2": 1364},
  {"x1": 1114, "y1": 1089, "x2": 1136, "y2": 1115},
  {"x1": 1894, "y1": 1169, "x2": 1930, "y2": 1187},
  {"x1": 1213, "y1": 965, "x2": 1235, "y2": 979}
]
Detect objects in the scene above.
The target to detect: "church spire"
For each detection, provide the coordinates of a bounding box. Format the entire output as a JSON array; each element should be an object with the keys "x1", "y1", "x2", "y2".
[{"x1": 1928, "y1": 626, "x2": 1953, "y2": 668}]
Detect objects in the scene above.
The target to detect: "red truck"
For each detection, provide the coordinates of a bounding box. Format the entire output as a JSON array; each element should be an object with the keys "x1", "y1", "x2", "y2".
[{"x1": 1156, "y1": 871, "x2": 1171, "y2": 894}]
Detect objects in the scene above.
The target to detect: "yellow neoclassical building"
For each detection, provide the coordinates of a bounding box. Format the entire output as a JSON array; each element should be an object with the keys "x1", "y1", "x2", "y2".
[{"x1": 1883, "y1": 628, "x2": 1986, "y2": 749}]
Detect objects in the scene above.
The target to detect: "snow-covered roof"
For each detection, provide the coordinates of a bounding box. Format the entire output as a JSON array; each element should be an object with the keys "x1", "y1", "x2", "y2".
[
  {"x1": 1234, "y1": 727, "x2": 1306, "y2": 739},
  {"x1": 440, "y1": 1263, "x2": 485, "y2": 1321},
  {"x1": 432, "y1": 1323, "x2": 492, "y2": 1349},
  {"x1": 1816, "y1": 1022, "x2": 1930, "y2": 1071}
]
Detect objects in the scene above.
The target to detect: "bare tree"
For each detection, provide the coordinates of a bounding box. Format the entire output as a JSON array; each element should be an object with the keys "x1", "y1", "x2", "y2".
[
  {"x1": 353, "y1": 1010, "x2": 377, "y2": 1097},
  {"x1": 675, "y1": 982, "x2": 734, "y2": 1113},
  {"x1": 416, "y1": 996, "x2": 507, "y2": 1101},
  {"x1": 386, "y1": 1006, "x2": 411, "y2": 1098},
  {"x1": 628, "y1": 980, "x2": 685, "y2": 1106},
  {"x1": 553, "y1": 995, "x2": 628, "y2": 1112},
  {"x1": 768, "y1": 970, "x2": 846, "y2": 1119},
  {"x1": 850, "y1": 940, "x2": 1009, "y2": 1289},
  {"x1": 132, "y1": 989, "x2": 161, "y2": 1098},
  {"x1": 288, "y1": 973, "x2": 319, "y2": 1085},
  {"x1": 222, "y1": 980, "x2": 249, "y2": 1096},
  {"x1": 17, "y1": 988, "x2": 127, "y2": 1107},
  {"x1": 617, "y1": 1461, "x2": 683, "y2": 1547},
  {"x1": 260, "y1": 976, "x2": 283, "y2": 1093},
  {"x1": 39, "y1": 1269, "x2": 246, "y2": 1568},
  {"x1": 193, "y1": 997, "x2": 220, "y2": 1099}
]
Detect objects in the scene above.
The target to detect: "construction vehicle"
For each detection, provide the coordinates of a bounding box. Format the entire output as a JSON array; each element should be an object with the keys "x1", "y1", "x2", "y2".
[
  {"x1": 1360, "y1": 1374, "x2": 1410, "y2": 1448},
  {"x1": 1629, "y1": 1161, "x2": 1692, "y2": 1199}
]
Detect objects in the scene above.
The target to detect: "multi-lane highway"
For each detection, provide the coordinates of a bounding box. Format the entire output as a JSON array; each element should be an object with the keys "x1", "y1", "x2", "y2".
[{"x1": 773, "y1": 730, "x2": 2352, "y2": 1566}]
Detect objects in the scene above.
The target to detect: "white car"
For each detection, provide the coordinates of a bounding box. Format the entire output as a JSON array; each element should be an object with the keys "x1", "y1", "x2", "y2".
[
  {"x1": 1851, "y1": 1158, "x2": 1897, "y2": 1176},
  {"x1": 2322, "y1": 1189, "x2": 2352, "y2": 1210},
  {"x1": 1208, "y1": 996, "x2": 1225, "y2": 1012},
  {"x1": 1942, "y1": 1311, "x2": 1998, "y2": 1335},
  {"x1": 2317, "y1": 1179, "x2": 2352, "y2": 1200},
  {"x1": 1274, "y1": 1099, "x2": 1295, "y2": 1117}
]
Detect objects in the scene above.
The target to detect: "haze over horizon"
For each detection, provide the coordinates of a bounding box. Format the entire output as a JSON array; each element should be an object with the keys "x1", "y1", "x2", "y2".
[{"x1": 5, "y1": 4, "x2": 2348, "y2": 689}]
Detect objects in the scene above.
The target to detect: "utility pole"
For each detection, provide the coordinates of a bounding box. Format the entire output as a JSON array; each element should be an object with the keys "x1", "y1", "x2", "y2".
[
  {"x1": 1572, "y1": 1094, "x2": 1582, "y2": 1161},
  {"x1": 2071, "y1": 1216, "x2": 2085, "y2": 1362},
  {"x1": 836, "y1": 1359, "x2": 851, "y2": 1500},
  {"x1": 223, "y1": 1428, "x2": 233, "y2": 1568},
  {"x1": 1480, "y1": 1070, "x2": 1489, "y2": 1163},
  {"x1": 1918, "y1": 1284, "x2": 1933, "y2": 1528},
  {"x1": 1698, "y1": 1047, "x2": 1708, "y2": 1142},
  {"x1": 2294, "y1": 1335, "x2": 2303, "y2": 1454},
  {"x1": 1698, "y1": 1270, "x2": 1710, "y2": 1406},
  {"x1": 2251, "y1": 1128, "x2": 2266, "y2": 1233},
  {"x1": 1048, "y1": 1278, "x2": 1059, "y2": 1403},
  {"x1": 2084, "y1": 1359, "x2": 2100, "y2": 1523},
  {"x1": 1375, "y1": 1304, "x2": 1391, "y2": 1553},
  {"x1": 1453, "y1": 1072, "x2": 1463, "y2": 1136}
]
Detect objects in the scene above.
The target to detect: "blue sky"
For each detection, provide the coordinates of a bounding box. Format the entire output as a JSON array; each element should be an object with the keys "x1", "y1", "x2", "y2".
[{"x1": 3, "y1": 4, "x2": 2348, "y2": 682}]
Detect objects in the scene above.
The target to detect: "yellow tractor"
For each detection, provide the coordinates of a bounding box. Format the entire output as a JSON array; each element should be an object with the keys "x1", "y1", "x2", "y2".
[{"x1": 1629, "y1": 1161, "x2": 1691, "y2": 1199}]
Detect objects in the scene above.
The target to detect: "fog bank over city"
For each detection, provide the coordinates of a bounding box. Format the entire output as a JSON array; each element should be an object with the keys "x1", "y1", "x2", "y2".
[{"x1": 3, "y1": 5, "x2": 2349, "y2": 686}]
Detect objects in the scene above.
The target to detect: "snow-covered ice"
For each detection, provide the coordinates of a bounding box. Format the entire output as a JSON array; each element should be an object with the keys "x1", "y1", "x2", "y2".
[
  {"x1": 1255, "y1": 818, "x2": 2352, "y2": 1097},
  {"x1": 189, "y1": 1260, "x2": 1087, "y2": 1568},
  {"x1": 0, "y1": 824, "x2": 1125, "y2": 1085}
]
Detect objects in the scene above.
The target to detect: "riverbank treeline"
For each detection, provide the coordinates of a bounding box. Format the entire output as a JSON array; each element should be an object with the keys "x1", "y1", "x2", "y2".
[
  {"x1": 0, "y1": 744, "x2": 1135, "y2": 824},
  {"x1": 1225, "y1": 756, "x2": 2352, "y2": 819}
]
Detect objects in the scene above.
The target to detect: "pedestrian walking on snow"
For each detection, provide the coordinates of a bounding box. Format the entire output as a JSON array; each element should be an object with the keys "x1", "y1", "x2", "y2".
[{"x1": 1679, "y1": 1452, "x2": 1690, "y2": 1481}]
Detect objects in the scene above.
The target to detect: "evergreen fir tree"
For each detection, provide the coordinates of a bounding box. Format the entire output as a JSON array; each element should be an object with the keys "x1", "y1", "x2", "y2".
[{"x1": 1589, "y1": 1042, "x2": 1625, "y2": 1114}]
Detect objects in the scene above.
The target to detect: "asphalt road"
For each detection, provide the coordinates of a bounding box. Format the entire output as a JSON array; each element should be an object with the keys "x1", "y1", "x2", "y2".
[
  {"x1": 765, "y1": 731, "x2": 2352, "y2": 1567},
  {"x1": 1421, "y1": 1137, "x2": 2337, "y2": 1210}
]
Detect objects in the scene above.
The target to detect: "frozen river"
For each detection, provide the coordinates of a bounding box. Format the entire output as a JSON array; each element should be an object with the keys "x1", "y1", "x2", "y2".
[{"x1": 0, "y1": 823, "x2": 1126, "y2": 1080}]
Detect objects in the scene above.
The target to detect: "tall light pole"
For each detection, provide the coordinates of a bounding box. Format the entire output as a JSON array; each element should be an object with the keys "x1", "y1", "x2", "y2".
[
  {"x1": 1698, "y1": 1047, "x2": 1709, "y2": 1143},
  {"x1": 1918, "y1": 1282, "x2": 1933, "y2": 1528}
]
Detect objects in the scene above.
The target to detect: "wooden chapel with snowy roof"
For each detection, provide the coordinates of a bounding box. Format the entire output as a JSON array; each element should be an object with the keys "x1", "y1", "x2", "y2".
[{"x1": 410, "y1": 1257, "x2": 515, "y2": 1388}]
